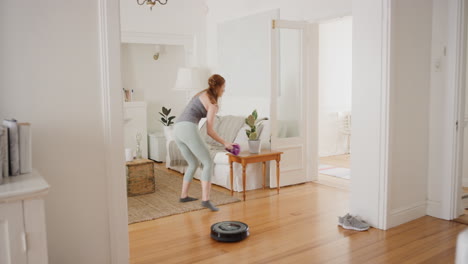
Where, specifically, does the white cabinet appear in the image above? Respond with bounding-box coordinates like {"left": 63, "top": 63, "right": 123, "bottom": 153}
{"left": 0, "top": 171, "right": 49, "bottom": 264}
{"left": 0, "top": 202, "right": 26, "bottom": 264}
{"left": 124, "top": 102, "right": 148, "bottom": 159}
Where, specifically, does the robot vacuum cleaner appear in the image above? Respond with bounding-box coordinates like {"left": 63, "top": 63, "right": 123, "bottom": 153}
{"left": 211, "top": 221, "right": 249, "bottom": 242}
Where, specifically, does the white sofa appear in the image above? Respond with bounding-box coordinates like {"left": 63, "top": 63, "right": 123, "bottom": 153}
{"left": 165, "top": 117, "right": 271, "bottom": 192}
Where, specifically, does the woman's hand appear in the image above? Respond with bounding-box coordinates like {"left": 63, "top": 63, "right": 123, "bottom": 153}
{"left": 224, "top": 142, "right": 234, "bottom": 151}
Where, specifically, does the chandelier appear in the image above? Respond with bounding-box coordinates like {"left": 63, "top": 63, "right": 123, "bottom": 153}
{"left": 136, "top": 0, "right": 168, "bottom": 11}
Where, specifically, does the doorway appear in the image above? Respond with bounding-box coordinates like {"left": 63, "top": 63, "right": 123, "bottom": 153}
{"left": 99, "top": 1, "right": 396, "bottom": 262}
{"left": 316, "top": 16, "right": 353, "bottom": 190}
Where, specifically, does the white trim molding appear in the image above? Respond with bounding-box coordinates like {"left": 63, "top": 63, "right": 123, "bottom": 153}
{"left": 387, "top": 201, "right": 427, "bottom": 229}
{"left": 121, "top": 31, "right": 194, "bottom": 47}
{"left": 350, "top": 0, "right": 391, "bottom": 230}
{"left": 98, "top": 0, "right": 129, "bottom": 263}
{"left": 427, "top": 199, "right": 443, "bottom": 217}
{"left": 448, "top": 0, "right": 467, "bottom": 220}
{"left": 377, "top": 0, "right": 392, "bottom": 230}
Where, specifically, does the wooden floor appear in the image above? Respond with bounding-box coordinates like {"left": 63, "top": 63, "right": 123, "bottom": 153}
{"left": 129, "top": 162, "right": 468, "bottom": 264}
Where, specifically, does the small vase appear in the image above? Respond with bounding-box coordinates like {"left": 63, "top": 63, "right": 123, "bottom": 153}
{"left": 163, "top": 126, "right": 174, "bottom": 141}
{"left": 135, "top": 132, "right": 142, "bottom": 159}
{"left": 248, "top": 140, "right": 261, "bottom": 154}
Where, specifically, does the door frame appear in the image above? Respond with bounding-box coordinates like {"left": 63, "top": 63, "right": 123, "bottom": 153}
{"left": 98, "top": 0, "right": 130, "bottom": 263}
{"left": 100, "top": 2, "right": 396, "bottom": 263}
{"left": 449, "top": 0, "right": 468, "bottom": 219}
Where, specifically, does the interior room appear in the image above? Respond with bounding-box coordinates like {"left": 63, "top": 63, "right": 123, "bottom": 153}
{"left": 2, "top": 0, "right": 468, "bottom": 264}
{"left": 121, "top": 42, "right": 187, "bottom": 161}
{"left": 317, "top": 16, "right": 352, "bottom": 190}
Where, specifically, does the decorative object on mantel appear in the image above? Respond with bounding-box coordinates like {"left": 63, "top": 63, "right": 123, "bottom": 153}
{"left": 123, "top": 88, "right": 133, "bottom": 102}
{"left": 1, "top": 119, "right": 32, "bottom": 184}
{"left": 245, "top": 110, "right": 267, "bottom": 154}
{"left": 3, "top": 119, "right": 19, "bottom": 176}
{"left": 136, "top": 0, "right": 168, "bottom": 11}
{"left": 135, "top": 132, "right": 143, "bottom": 160}
{"left": 125, "top": 148, "right": 133, "bottom": 162}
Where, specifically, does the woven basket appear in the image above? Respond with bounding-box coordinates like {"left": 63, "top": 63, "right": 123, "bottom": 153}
{"left": 126, "top": 159, "right": 155, "bottom": 196}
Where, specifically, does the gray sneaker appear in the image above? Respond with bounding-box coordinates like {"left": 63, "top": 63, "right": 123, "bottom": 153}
{"left": 342, "top": 216, "right": 370, "bottom": 231}
{"left": 338, "top": 213, "right": 352, "bottom": 227}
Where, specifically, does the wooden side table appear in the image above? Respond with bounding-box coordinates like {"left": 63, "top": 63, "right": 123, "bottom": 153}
{"left": 227, "top": 150, "right": 283, "bottom": 201}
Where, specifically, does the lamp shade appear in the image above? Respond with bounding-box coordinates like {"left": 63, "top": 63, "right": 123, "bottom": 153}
{"left": 174, "top": 67, "right": 204, "bottom": 91}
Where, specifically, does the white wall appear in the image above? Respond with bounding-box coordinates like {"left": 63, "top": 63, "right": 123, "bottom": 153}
{"left": 427, "top": 0, "right": 457, "bottom": 219}
{"left": 387, "top": 0, "right": 432, "bottom": 228}
{"left": 205, "top": 0, "right": 352, "bottom": 117}
{"left": 0, "top": 1, "right": 124, "bottom": 263}
{"left": 121, "top": 43, "right": 187, "bottom": 133}
{"left": 216, "top": 10, "right": 277, "bottom": 117}
{"left": 120, "top": 0, "right": 207, "bottom": 66}
{"left": 318, "top": 16, "right": 353, "bottom": 157}
{"left": 350, "top": 0, "right": 390, "bottom": 229}
{"left": 206, "top": 0, "right": 352, "bottom": 69}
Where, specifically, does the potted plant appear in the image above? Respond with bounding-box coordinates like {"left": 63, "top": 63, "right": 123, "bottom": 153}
{"left": 159, "top": 106, "right": 175, "bottom": 140}
{"left": 245, "top": 109, "right": 264, "bottom": 154}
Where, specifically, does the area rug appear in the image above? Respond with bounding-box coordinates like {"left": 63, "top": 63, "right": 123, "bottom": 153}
{"left": 319, "top": 165, "right": 351, "bottom": 179}
{"left": 127, "top": 168, "right": 241, "bottom": 224}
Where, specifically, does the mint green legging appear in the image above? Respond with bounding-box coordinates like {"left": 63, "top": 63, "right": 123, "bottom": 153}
{"left": 173, "top": 121, "right": 214, "bottom": 182}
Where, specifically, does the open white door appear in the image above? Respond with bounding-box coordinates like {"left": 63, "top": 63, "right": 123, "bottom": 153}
{"left": 270, "top": 20, "right": 317, "bottom": 187}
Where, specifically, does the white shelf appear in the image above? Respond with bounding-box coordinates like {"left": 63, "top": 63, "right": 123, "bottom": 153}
{"left": 0, "top": 170, "right": 49, "bottom": 203}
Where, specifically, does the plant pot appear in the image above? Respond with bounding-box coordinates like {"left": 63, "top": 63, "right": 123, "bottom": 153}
{"left": 163, "top": 126, "right": 174, "bottom": 141}
{"left": 248, "top": 140, "right": 261, "bottom": 154}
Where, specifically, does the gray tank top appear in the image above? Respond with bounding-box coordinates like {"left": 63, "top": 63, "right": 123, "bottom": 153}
{"left": 176, "top": 96, "right": 208, "bottom": 124}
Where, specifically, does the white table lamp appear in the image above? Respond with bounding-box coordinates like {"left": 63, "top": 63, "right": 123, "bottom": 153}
{"left": 174, "top": 67, "right": 204, "bottom": 102}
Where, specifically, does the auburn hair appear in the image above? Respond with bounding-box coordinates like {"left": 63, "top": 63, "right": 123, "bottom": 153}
{"left": 194, "top": 74, "right": 225, "bottom": 104}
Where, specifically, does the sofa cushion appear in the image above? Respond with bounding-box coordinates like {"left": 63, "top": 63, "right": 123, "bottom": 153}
{"left": 214, "top": 152, "right": 229, "bottom": 165}
{"left": 200, "top": 115, "right": 245, "bottom": 147}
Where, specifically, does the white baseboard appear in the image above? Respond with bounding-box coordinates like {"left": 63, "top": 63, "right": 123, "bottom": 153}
{"left": 426, "top": 199, "right": 443, "bottom": 219}
{"left": 387, "top": 201, "right": 427, "bottom": 229}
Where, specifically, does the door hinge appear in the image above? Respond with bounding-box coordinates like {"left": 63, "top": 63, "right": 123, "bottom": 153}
{"left": 272, "top": 20, "right": 276, "bottom": 29}
{"left": 456, "top": 121, "right": 459, "bottom": 131}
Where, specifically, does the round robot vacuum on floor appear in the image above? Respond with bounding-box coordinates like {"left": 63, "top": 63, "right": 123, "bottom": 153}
{"left": 211, "top": 221, "right": 249, "bottom": 242}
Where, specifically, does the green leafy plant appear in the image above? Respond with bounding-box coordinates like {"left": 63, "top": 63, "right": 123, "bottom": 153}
{"left": 245, "top": 109, "right": 265, "bottom": 141}
{"left": 159, "top": 106, "right": 175, "bottom": 126}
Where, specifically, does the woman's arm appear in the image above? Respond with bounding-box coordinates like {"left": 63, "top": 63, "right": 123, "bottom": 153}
{"left": 206, "top": 104, "right": 233, "bottom": 150}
